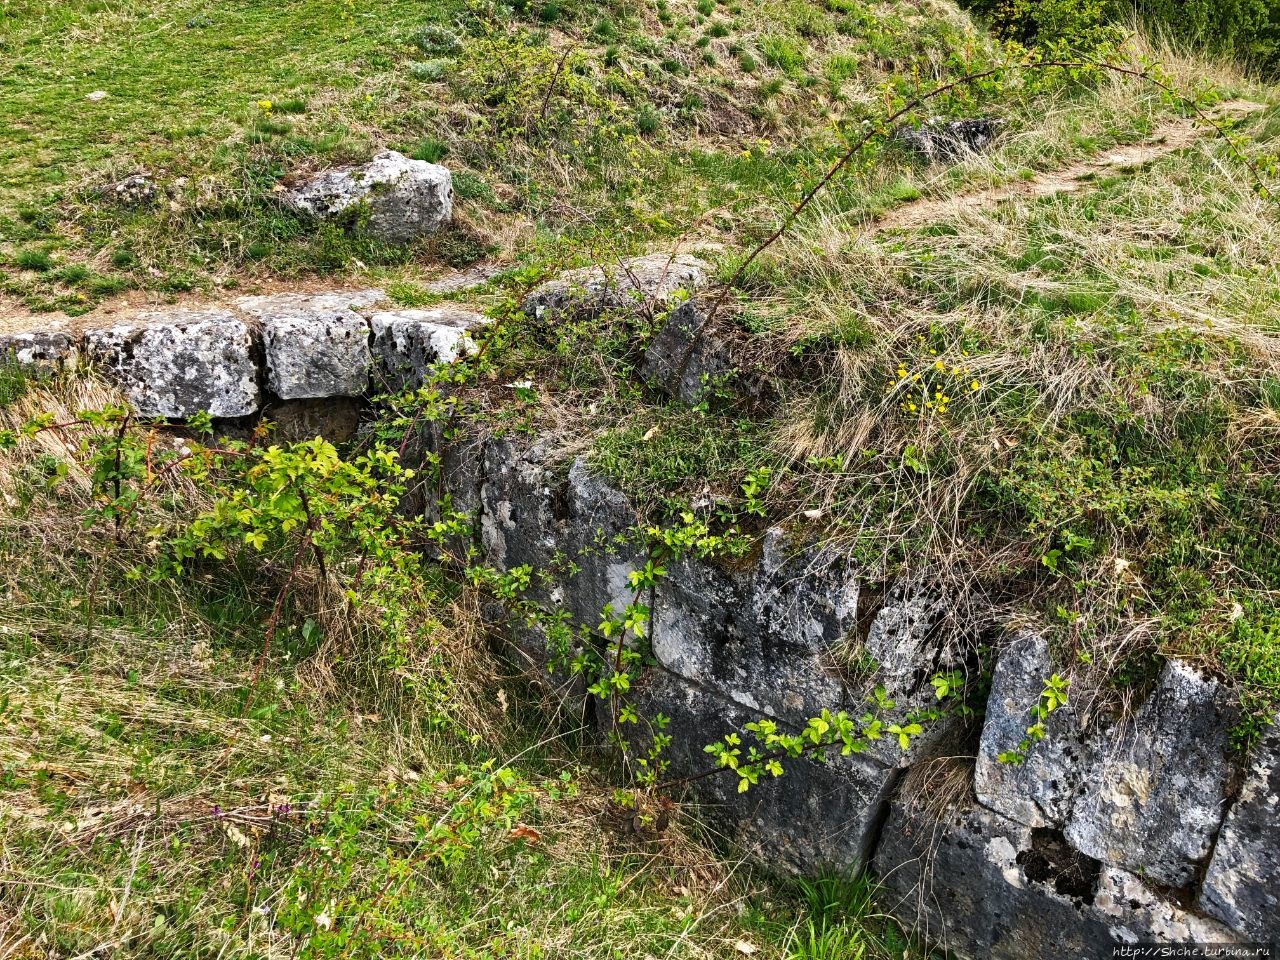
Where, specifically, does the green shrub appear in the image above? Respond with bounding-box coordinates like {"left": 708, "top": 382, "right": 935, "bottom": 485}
{"left": 962, "top": 0, "right": 1122, "bottom": 54}
{"left": 1136, "top": 0, "right": 1280, "bottom": 66}
{"left": 965, "top": 0, "right": 1280, "bottom": 68}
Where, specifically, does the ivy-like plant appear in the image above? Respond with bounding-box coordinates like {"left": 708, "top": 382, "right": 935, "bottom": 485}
{"left": 998, "top": 672, "right": 1070, "bottom": 765}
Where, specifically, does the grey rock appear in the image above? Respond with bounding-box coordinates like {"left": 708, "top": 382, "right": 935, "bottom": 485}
{"left": 876, "top": 798, "right": 1112, "bottom": 960}
{"left": 0, "top": 330, "right": 79, "bottom": 371}
{"left": 479, "top": 438, "right": 563, "bottom": 593}
{"left": 370, "top": 307, "right": 488, "bottom": 391}
{"left": 1064, "top": 660, "right": 1238, "bottom": 888}
{"left": 877, "top": 795, "right": 1239, "bottom": 960}
{"left": 246, "top": 297, "right": 371, "bottom": 400}
{"left": 843, "top": 582, "right": 970, "bottom": 766}
{"left": 1199, "top": 717, "right": 1280, "bottom": 942}
{"left": 896, "top": 118, "right": 1001, "bottom": 163}
{"left": 631, "top": 668, "right": 898, "bottom": 875}
{"left": 282, "top": 150, "right": 453, "bottom": 244}
{"left": 975, "top": 632, "right": 1095, "bottom": 828}
{"left": 640, "top": 299, "right": 732, "bottom": 403}
{"left": 106, "top": 173, "right": 158, "bottom": 208}
{"left": 560, "top": 459, "right": 644, "bottom": 629}
{"left": 650, "top": 534, "right": 850, "bottom": 727}
{"left": 523, "top": 253, "right": 708, "bottom": 321}
{"left": 84, "top": 310, "right": 260, "bottom": 418}
{"left": 861, "top": 581, "right": 952, "bottom": 696}
{"left": 1092, "top": 866, "right": 1240, "bottom": 946}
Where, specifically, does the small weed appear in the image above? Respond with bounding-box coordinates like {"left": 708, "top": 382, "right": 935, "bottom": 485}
{"left": 410, "top": 137, "right": 450, "bottom": 163}
{"left": 760, "top": 35, "right": 804, "bottom": 71}
{"left": 14, "top": 249, "right": 53, "bottom": 271}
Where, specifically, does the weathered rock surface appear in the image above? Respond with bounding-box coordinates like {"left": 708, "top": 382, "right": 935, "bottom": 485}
{"left": 875, "top": 794, "right": 1239, "bottom": 960}
{"left": 559, "top": 459, "right": 643, "bottom": 629}
{"left": 650, "top": 537, "right": 851, "bottom": 726}
{"left": 523, "top": 253, "right": 708, "bottom": 321}
{"left": 640, "top": 299, "right": 732, "bottom": 402}
{"left": 246, "top": 296, "right": 372, "bottom": 400}
{"left": 0, "top": 330, "right": 79, "bottom": 371}
{"left": 1064, "top": 660, "right": 1237, "bottom": 888}
{"left": 370, "top": 307, "right": 487, "bottom": 391}
{"left": 632, "top": 668, "right": 899, "bottom": 875}
{"left": 107, "top": 173, "right": 158, "bottom": 208}
{"left": 1199, "top": 717, "right": 1280, "bottom": 942}
{"left": 84, "top": 310, "right": 260, "bottom": 418}
{"left": 479, "top": 438, "right": 564, "bottom": 598}
{"left": 236, "top": 289, "right": 387, "bottom": 316}
{"left": 282, "top": 150, "right": 453, "bottom": 243}
{"left": 896, "top": 118, "right": 1000, "bottom": 162}
{"left": 975, "top": 632, "right": 1094, "bottom": 828}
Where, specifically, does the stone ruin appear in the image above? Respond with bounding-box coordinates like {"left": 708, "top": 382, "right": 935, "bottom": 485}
{"left": 2, "top": 253, "right": 1275, "bottom": 960}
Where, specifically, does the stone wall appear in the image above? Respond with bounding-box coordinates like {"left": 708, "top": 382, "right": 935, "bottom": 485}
{"left": 1, "top": 290, "right": 487, "bottom": 440}
{"left": 4, "top": 277, "right": 1274, "bottom": 960}
{"left": 417, "top": 426, "right": 1277, "bottom": 958}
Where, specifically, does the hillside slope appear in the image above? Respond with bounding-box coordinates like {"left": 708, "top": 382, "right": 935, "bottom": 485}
{"left": 2, "top": 0, "right": 1280, "bottom": 957}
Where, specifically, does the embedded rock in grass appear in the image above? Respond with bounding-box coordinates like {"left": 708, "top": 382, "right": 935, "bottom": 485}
{"left": 236, "top": 289, "right": 387, "bottom": 316}
{"left": 105, "top": 173, "right": 158, "bottom": 208}
{"left": 479, "top": 438, "right": 564, "bottom": 595}
{"left": 895, "top": 118, "right": 1000, "bottom": 163}
{"left": 237, "top": 294, "right": 373, "bottom": 400}
{"left": 975, "top": 632, "right": 1096, "bottom": 829}
{"left": 282, "top": 150, "right": 453, "bottom": 244}
{"left": 1064, "top": 660, "right": 1238, "bottom": 888}
{"left": 523, "top": 253, "right": 708, "bottom": 321}
{"left": 1199, "top": 717, "right": 1280, "bottom": 943}
{"left": 875, "top": 795, "right": 1241, "bottom": 960}
{"left": 629, "top": 668, "right": 898, "bottom": 875}
{"left": 84, "top": 310, "right": 260, "bottom": 418}
{"left": 640, "top": 299, "right": 732, "bottom": 403}
{"left": 370, "top": 307, "right": 487, "bottom": 391}
{"left": 0, "top": 330, "right": 79, "bottom": 371}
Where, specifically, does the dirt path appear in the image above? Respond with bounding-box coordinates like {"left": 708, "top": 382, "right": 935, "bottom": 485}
{"left": 870, "top": 100, "right": 1267, "bottom": 235}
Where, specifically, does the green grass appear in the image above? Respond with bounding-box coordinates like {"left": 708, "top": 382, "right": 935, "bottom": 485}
{"left": 0, "top": 378, "right": 927, "bottom": 958}
{"left": 3, "top": 0, "right": 1280, "bottom": 952}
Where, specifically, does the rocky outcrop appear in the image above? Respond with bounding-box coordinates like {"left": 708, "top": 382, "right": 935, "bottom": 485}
{"left": 974, "top": 632, "right": 1095, "bottom": 828}
{"left": 523, "top": 253, "right": 708, "bottom": 321}
{"left": 876, "top": 794, "right": 1240, "bottom": 960}
{"left": 5, "top": 290, "right": 490, "bottom": 423}
{"left": 1199, "top": 717, "right": 1279, "bottom": 943}
{"left": 5, "top": 259, "right": 1272, "bottom": 959}
{"left": 282, "top": 150, "right": 453, "bottom": 243}
{"left": 895, "top": 118, "right": 1001, "bottom": 162}
{"left": 404, "top": 432, "right": 1270, "bottom": 960}
{"left": 0, "top": 329, "right": 79, "bottom": 372}
{"left": 371, "top": 307, "right": 487, "bottom": 391}
{"left": 639, "top": 299, "right": 732, "bottom": 402}
{"left": 1063, "top": 661, "right": 1237, "bottom": 888}
{"left": 241, "top": 294, "right": 373, "bottom": 400}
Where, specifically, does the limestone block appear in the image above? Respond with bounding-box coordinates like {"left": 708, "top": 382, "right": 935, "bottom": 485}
{"left": 84, "top": 310, "right": 260, "bottom": 418}
{"left": 282, "top": 151, "right": 452, "bottom": 243}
